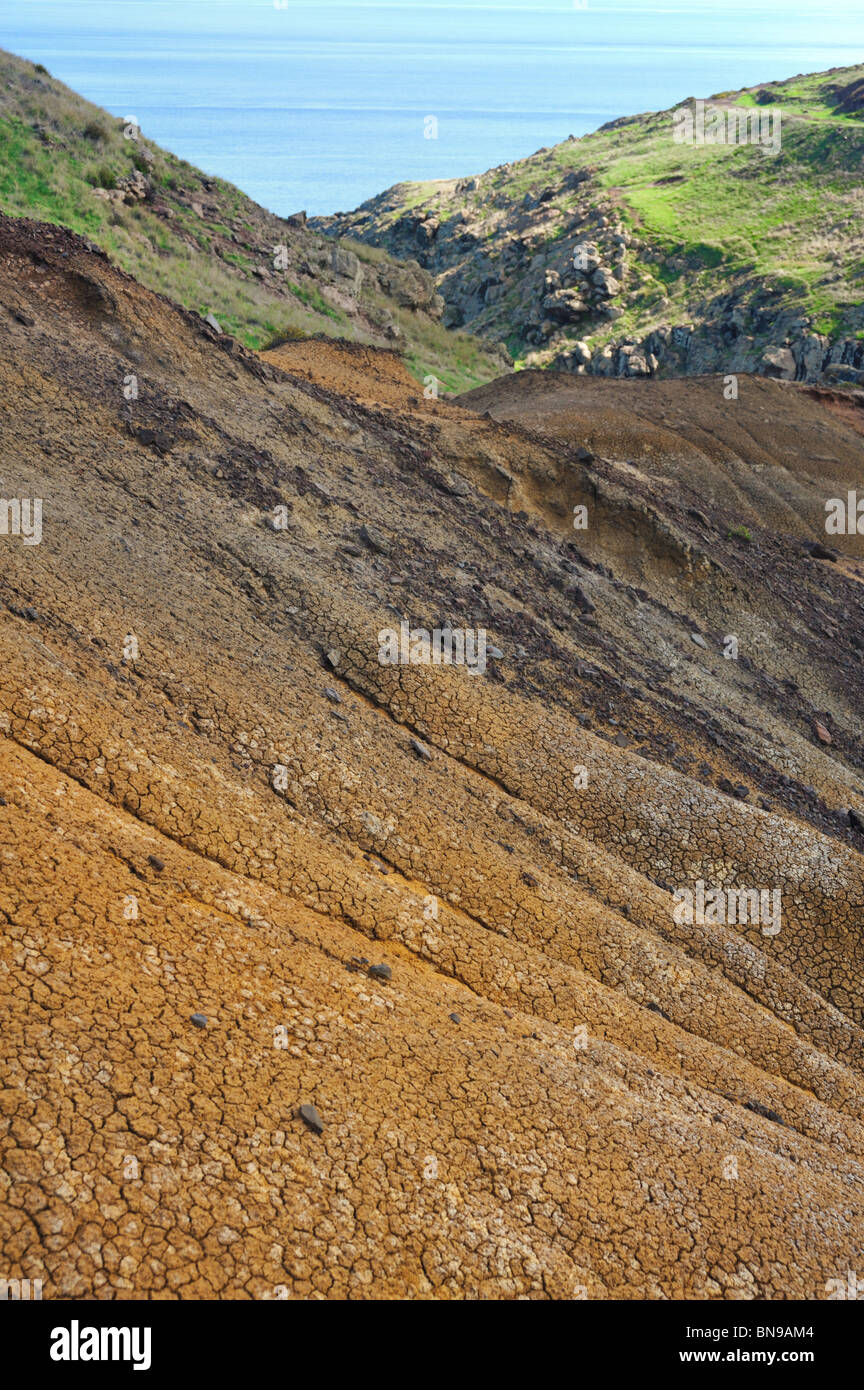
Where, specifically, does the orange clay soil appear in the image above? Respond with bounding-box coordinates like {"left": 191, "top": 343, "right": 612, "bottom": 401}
{"left": 1, "top": 213, "right": 863, "bottom": 1299}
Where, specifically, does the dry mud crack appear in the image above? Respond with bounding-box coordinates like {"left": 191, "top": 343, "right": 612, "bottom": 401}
{"left": 1, "top": 214, "right": 864, "bottom": 1299}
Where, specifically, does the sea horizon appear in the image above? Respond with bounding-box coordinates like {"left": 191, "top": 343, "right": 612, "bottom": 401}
{"left": 5, "top": 0, "right": 864, "bottom": 217}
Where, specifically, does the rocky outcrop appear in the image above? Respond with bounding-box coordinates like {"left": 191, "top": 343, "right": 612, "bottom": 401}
{"left": 313, "top": 64, "right": 864, "bottom": 388}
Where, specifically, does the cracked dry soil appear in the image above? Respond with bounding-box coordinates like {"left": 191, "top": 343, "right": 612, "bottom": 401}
{"left": 1, "top": 213, "right": 864, "bottom": 1299}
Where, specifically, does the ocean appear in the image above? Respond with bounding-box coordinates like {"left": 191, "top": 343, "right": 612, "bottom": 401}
{"left": 5, "top": 0, "right": 864, "bottom": 217}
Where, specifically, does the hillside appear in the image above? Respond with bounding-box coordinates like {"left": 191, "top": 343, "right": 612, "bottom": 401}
{"left": 0, "top": 48, "right": 507, "bottom": 393}
{"left": 314, "top": 64, "right": 864, "bottom": 384}
{"left": 2, "top": 211, "right": 864, "bottom": 1298}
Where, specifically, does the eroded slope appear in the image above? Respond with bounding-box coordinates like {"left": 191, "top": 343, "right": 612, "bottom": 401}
{"left": 1, "top": 214, "right": 864, "bottom": 1299}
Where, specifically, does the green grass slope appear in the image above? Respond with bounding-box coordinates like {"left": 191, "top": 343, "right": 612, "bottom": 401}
{"left": 0, "top": 49, "right": 506, "bottom": 392}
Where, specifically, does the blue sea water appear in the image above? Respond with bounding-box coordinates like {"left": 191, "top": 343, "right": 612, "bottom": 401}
{"left": 5, "top": 0, "right": 864, "bottom": 216}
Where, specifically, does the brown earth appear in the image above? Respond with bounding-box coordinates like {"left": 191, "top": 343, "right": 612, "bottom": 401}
{"left": 2, "top": 212, "right": 864, "bottom": 1301}
{"left": 262, "top": 337, "right": 422, "bottom": 408}
{"left": 461, "top": 369, "right": 864, "bottom": 557}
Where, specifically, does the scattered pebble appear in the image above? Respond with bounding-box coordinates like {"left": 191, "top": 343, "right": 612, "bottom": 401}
{"left": 806, "top": 542, "right": 838, "bottom": 562}
{"left": 449, "top": 1013, "right": 461, "bottom": 1024}
{"left": 298, "top": 1103, "right": 324, "bottom": 1135}
{"left": 359, "top": 523, "right": 391, "bottom": 555}
{"left": 744, "top": 1099, "right": 784, "bottom": 1126}
{"left": 369, "top": 963, "right": 392, "bottom": 982}
{"left": 325, "top": 649, "right": 341, "bottom": 669}
{"left": 690, "top": 633, "right": 708, "bottom": 649}
{"left": 323, "top": 687, "right": 342, "bottom": 704}
{"left": 410, "top": 737, "right": 433, "bottom": 761}
{"left": 148, "top": 855, "right": 165, "bottom": 872}
{"left": 814, "top": 721, "right": 832, "bottom": 745}
{"left": 190, "top": 1013, "right": 208, "bottom": 1029}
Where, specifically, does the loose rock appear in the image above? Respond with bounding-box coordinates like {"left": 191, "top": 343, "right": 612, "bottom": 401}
{"left": 298, "top": 1103, "right": 324, "bottom": 1135}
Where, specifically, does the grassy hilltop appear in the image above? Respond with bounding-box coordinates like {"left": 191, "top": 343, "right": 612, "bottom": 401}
{"left": 314, "top": 65, "right": 864, "bottom": 380}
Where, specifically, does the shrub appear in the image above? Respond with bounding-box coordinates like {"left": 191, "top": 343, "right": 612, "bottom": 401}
{"left": 87, "top": 164, "right": 117, "bottom": 190}
{"left": 260, "top": 327, "right": 308, "bottom": 349}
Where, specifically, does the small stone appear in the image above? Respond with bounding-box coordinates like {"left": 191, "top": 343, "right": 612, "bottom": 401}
{"left": 806, "top": 542, "right": 837, "bottom": 562}
{"left": 732, "top": 785, "right": 749, "bottom": 800}
{"left": 368, "top": 963, "right": 392, "bottom": 982}
{"left": 645, "top": 1001, "right": 671, "bottom": 1021}
{"left": 204, "top": 312, "right": 222, "bottom": 333}
{"left": 690, "top": 633, "right": 708, "bottom": 649}
{"left": 744, "top": 1099, "right": 784, "bottom": 1126}
{"left": 24, "top": 607, "right": 39, "bottom": 622}
{"left": 325, "top": 649, "right": 341, "bottom": 669}
{"left": 449, "top": 1013, "right": 461, "bottom": 1024}
{"left": 148, "top": 855, "right": 165, "bottom": 871}
{"left": 814, "top": 721, "right": 832, "bottom": 745}
{"left": 298, "top": 1104, "right": 324, "bottom": 1135}
{"left": 410, "top": 737, "right": 433, "bottom": 761}
{"left": 190, "top": 1013, "right": 208, "bottom": 1028}
{"left": 323, "top": 687, "right": 342, "bottom": 704}
{"left": 487, "top": 645, "right": 504, "bottom": 660}
{"left": 569, "top": 584, "right": 595, "bottom": 614}
{"left": 359, "top": 523, "right": 390, "bottom": 555}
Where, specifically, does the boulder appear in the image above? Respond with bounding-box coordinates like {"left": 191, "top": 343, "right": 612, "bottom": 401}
{"left": 542, "top": 288, "right": 589, "bottom": 323}
{"left": 760, "top": 345, "right": 796, "bottom": 380}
